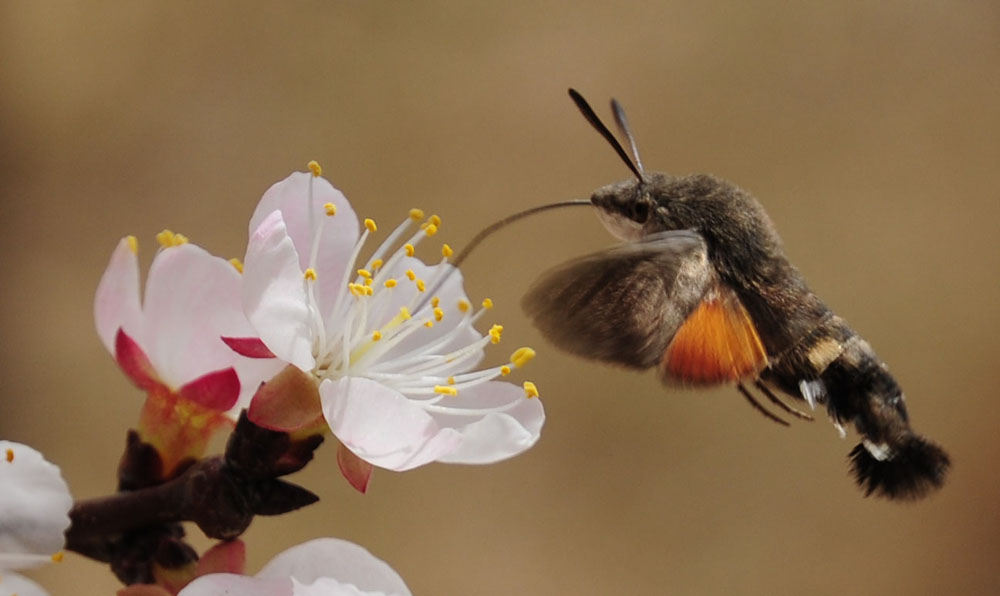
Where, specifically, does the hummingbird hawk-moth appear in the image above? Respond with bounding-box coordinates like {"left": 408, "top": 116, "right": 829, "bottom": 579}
{"left": 508, "top": 89, "right": 949, "bottom": 500}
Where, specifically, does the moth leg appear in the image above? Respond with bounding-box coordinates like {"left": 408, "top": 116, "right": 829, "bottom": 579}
{"left": 755, "top": 380, "right": 813, "bottom": 421}
{"left": 736, "top": 382, "right": 789, "bottom": 426}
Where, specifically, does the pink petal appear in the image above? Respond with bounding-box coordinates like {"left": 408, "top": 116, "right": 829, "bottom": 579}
{"left": 222, "top": 337, "right": 276, "bottom": 358}
{"left": 95, "top": 236, "right": 142, "bottom": 355}
{"left": 195, "top": 540, "right": 246, "bottom": 577}
{"left": 178, "top": 368, "right": 240, "bottom": 411}
{"left": 249, "top": 172, "right": 359, "bottom": 315}
{"left": 433, "top": 382, "right": 545, "bottom": 464}
{"left": 320, "top": 377, "right": 462, "bottom": 471}
{"left": 0, "top": 571, "right": 49, "bottom": 596}
{"left": 257, "top": 538, "right": 411, "bottom": 596}
{"left": 141, "top": 244, "right": 257, "bottom": 389}
{"left": 243, "top": 211, "right": 316, "bottom": 372}
{"left": 115, "top": 329, "right": 164, "bottom": 391}
{"left": 336, "top": 443, "right": 373, "bottom": 494}
{"left": 0, "top": 441, "right": 73, "bottom": 568}
{"left": 179, "top": 574, "right": 292, "bottom": 596}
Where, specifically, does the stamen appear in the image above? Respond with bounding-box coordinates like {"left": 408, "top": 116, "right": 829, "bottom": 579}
{"left": 324, "top": 202, "right": 337, "bottom": 216}
{"left": 308, "top": 160, "right": 322, "bottom": 177}
{"left": 433, "top": 307, "right": 444, "bottom": 322}
{"left": 304, "top": 268, "right": 317, "bottom": 281}
{"left": 482, "top": 298, "right": 494, "bottom": 309}
{"left": 126, "top": 235, "right": 138, "bottom": 254}
{"left": 409, "top": 208, "right": 425, "bottom": 221}
{"left": 229, "top": 258, "right": 244, "bottom": 273}
{"left": 364, "top": 218, "right": 377, "bottom": 232}
{"left": 405, "top": 244, "right": 415, "bottom": 257}
{"left": 424, "top": 321, "right": 434, "bottom": 328}
{"left": 511, "top": 347, "right": 536, "bottom": 368}
{"left": 371, "top": 259, "right": 383, "bottom": 271}
{"left": 399, "top": 307, "right": 411, "bottom": 320}
{"left": 431, "top": 297, "right": 440, "bottom": 308}
{"left": 442, "top": 243, "right": 453, "bottom": 258}
{"left": 385, "top": 279, "right": 398, "bottom": 288}
{"left": 416, "top": 279, "right": 426, "bottom": 292}
{"left": 51, "top": 551, "right": 65, "bottom": 563}
{"left": 489, "top": 324, "right": 503, "bottom": 344}
{"left": 458, "top": 299, "right": 471, "bottom": 313}
{"left": 434, "top": 385, "right": 458, "bottom": 396}
{"left": 357, "top": 269, "right": 372, "bottom": 279}
{"left": 447, "top": 376, "right": 456, "bottom": 385}
{"left": 500, "top": 365, "right": 512, "bottom": 376}
{"left": 523, "top": 381, "right": 539, "bottom": 398}
{"left": 423, "top": 223, "right": 438, "bottom": 236}
{"left": 372, "top": 331, "right": 382, "bottom": 341}
{"left": 5, "top": 448, "right": 13, "bottom": 462}
{"left": 406, "top": 270, "right": 416, "bottom": 281}
{"left": 429, "top": 214, "right": 442, "bottom": 227}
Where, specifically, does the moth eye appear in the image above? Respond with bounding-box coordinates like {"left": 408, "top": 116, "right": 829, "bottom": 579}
{"left": 631, "top": 201, "right": 650, "bottom": 223}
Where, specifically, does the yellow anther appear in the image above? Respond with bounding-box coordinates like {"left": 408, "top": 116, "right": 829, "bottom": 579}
{"left": 126, "top": 235, "right": 138, "bottom": 254}
{"left": 482, "top": 298, "right": 494, "bottom": 310}
{"left": 457, "top": 299, "right": 471, "bottom": 313}
{"left": 357, "top": 269, "right": 372, "bottom": 279}
{"left": 423, "top": 223, "right": 438, "bottom": 237}
{"left": 431, "top": 296, "right": 440, "bottom": 308}
{"left": 442, "top": 243, "right": 453, "bottom": 258}
{"left": 424, "top": 320, "right": 434, "bottom": 328}
{"left": 404, "top": 244, "right": 415, "bottom": 257}
{"left": 304, "top": 268, "right": 317, "bottom": 281}
{"left": 156, "top": 229, "right": 175, "bottom": 248}
{"left": 434, "top": 307, "right": 444, "bottom": 322}
{"left": 51, "top": 551, "right": 65, "bottom": 563}
{"left": 489, "top": 324, "right": 503, "bottom": 344}
{"left": 385, "top": 279, "right": 398, "bottom": 288}
{"left": 409, "top": 208, "right": 425, "bottom": 221}
{"left": 364, "top": 218, "right": 377, "bottom": 232}
{"left": 399, "top": 306, "right": 411, "bottom": 320}
{"left": 348, "top": 283, "right": 364, "bottom": 296}
{"left": 447, "top": 376, "right": 456, "bottom": 385}
{"left": 324, "top": 202, "right": 337, "bottom": 216}
{"left": 429, "top": 214, "right": 442, "bottom": 227}
{"left": 307, "top": 160, "right": 322, "bottom": 177}
{"left": 372, "top": 330, "right": 382, "bottom": 341}
{"left": 5, "top": 448, "right": 13, "bottom": 463}
{"left": 173, "top": 233, "right": 189, "bottom": 245}
{"left": 371, "top": 259, "right": 383, "bottom": 271}
{"left": 229, "top": 258, "right": 244, "bottom": 273}
{"left": 434, "top": 385, "right": 458, "bottom": 396}
{"left": 500, "top": 365, "right": 512, "bottom": 376}
{"left": 523, "top": 381, "right": 539, "bottom": 399}
{"left": 416, "top": 279, "right": 426, "bottom": 292}
{"left": 406, "top": 269, "right": 416, "bottom": 281}
{"left": 511, "top": 347, "right": 536, "bottom": 368}
{"left": 364, "top": 285, "right": 374, "bottom": 296}
{"left": 364, "top": 277, "right": 373, "bottom": 286}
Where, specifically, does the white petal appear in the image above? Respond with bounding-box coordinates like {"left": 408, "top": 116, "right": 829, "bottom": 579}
{"left": 141, "top": 243, "right": 259, "bottom": 389}
{"left": 320, "top": 378, "right": 462, "bottom": 471}
{"left": 250, "top": 172, "right": 359, "bottom": 314}
{"left": 243, "top": 211, "right": 316, "bottom": 372}
{"left": 94, "top": 237, "right": 142, "bottom": 355}
{"left": 259, "top": 538, "right": 411, "bottom": 596}
{"left": 432, "top": 382, "right": 545, "bottom": 464}
{"left": 0, "top": 442, "right": 72, "bottom": 568}
{"left": 0, "top": 570, "right": 49, "bottom": 596}
{"left": 179, "top": 574, "right": 293, "bottom": 596}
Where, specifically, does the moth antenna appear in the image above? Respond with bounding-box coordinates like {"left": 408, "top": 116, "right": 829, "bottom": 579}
{"left": 568, "top": 88, "right": 643, "bottom": 182}
{"left": 610, "top": 98, "right": 644, "bottom": 176}
{"left": 452, "top": 200, "right": 592, "bottom": 269}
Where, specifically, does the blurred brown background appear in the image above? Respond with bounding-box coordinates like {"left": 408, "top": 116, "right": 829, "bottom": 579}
{"left": 3, "top": 2, "right": 998, "bottom": 595}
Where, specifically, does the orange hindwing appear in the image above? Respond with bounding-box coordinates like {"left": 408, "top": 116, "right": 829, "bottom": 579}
{"left": 662, "top": 288, "right": 768, "bottom": 384}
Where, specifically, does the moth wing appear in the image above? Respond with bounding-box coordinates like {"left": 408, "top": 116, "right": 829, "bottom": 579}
{"left": 660, "top": 284, "right": 769, "bottom": 385}
{"left": 523, "top": 230, "right": 713, "bottom": 369}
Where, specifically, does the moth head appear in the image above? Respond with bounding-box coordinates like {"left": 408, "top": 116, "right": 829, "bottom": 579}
{"left": 590, "top": 177, "right": 657, "bottom": 241}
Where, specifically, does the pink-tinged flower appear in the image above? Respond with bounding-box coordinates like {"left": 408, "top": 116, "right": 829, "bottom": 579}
{"left": 0, "top": 441, "right": 73, "bottom": 596}
{"left": 177, "top": 538, "right": 411, "bottom": 596}
{"left": 95, "top": 234, "right": 281, "bottom": 476}
{"left": 236, "top": 164, "right": 544, "bottom": 486}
